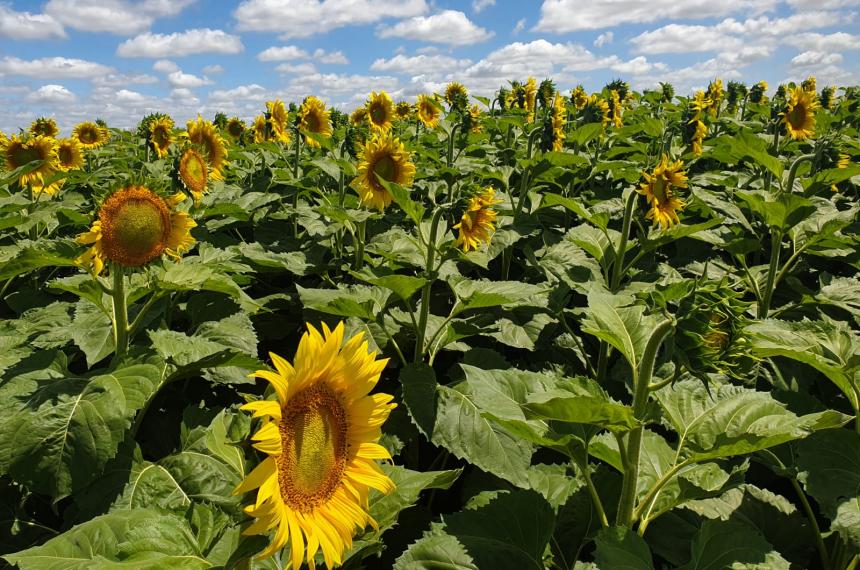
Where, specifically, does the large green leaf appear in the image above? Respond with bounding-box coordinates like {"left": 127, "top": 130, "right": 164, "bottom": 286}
{"left": 0, "top": 364, "right": 162, "bottom": 500}
{"left": 523, "top": 381, "right": 637, "bottom": 432}
{"left": 581, "top": 290, "right": 661, "bottom": 372}
{"left": 0, "top": 239, "right": 80, "bottom": 281}
{"left": 368, "top": 465, "right": 461, "bottom": 534}
{"left": 394, "top": 530, "right": 477, "bottom": 569}
{"left": 2, "top": 509, "right": 210, "bottom": 569}
{"left": 594, "top": 526, "right": 654, "bottom": 570}
{"left": 678, "top": 519, "right": 790, "bottom": 570}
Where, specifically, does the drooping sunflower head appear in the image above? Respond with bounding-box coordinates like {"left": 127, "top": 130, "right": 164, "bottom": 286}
{"left": 496, "top": 86, "right": 510, "bottom": 111}
{"left": 299, "top": 95, "right": 332, "bottom": 148}
{"left": 637, "top": 154, "right": 688, "bottom": 230}
{"left": 266, "top": 99, "right": 292, "bottom": 144}
{"left": 73, "top": 121, "right": 110, "bottom": 149}
{"left": 416, "top": 94, "right": 440, "bottom": 128}
{"left": 706, "top": 78, "right": 724, "bottom": 115}
{"left": 820, "top": 86, "right": 836, "bottom": 110}
{"left": 226, "top": 117, "right": 246, "bottom": 142}
{"left": 395, "top": 101, "right": 412, "bottom": 120}
{"left": 749, "top": 81, "right": 768, "bottom": 104}
{"left": 366, "top": 91, "right": 394, "bottom": 133}
{"left": 686, "top": 119, "right": 707, "bottom": 157}
{"left": 605, "top": 79, "right": 631, "bottom": 103}
{"left": 538, "top": 78, "right": 556, "bottom": 110}
{"left": 178, "top": 148, "right": 209, "bottom": 202}
{"left": 524, "top": 77, "right": 538, "bottom": 123}
{"left": 56, "top": 137, "right": 84, "bottom": 172}
{"left": 454, "top": 187, "right": 503, "bottom": 252}
{"left": 252, "top": 115, "right": 268, "bottom": 143}
{"left": 660, "top": 82, "right": 675, "bottom": 103}
{"left": 235, "top": 321, "right": 396, "bottom": 567}
{"left": 354, "top": 132, "right": 416, "bottom": 211}
{"left": 1, "top": 134, "right": 61, "bottom": 195}
{"left": 582, "top": 95, "right": 610, "bottom": 127}
{"left": 149, "top": 116, "right": 175, "bottom": 159}
{"left": 444, "top": 82, "right": 469, "bottom": 109}
{"left": 571, "top": 85, "right": 588, "bottom": 110}
{"left": 782, "top": 86, "right": 820, "bottom": 140}
{"left": 690, "top": 91, "right": 711, "bottom": 118}
{"left": 30, "top": 117, "right": 59, "bottom": 138}
{"left": 467, "top": 104, "right": 483, "bottom": 134}
{"left": 802, "top": 75, "right": 817, "bottom": 93}
{"left": 543, "top": 93, "right": 566, "bottom": 152}
{"left": 184, "top": 115, "right": 228, "bottom": 180}
{"left": 75, "top": 186, "right": 196, "bottom": 276}
{"left": 608, "top": 90, "right": 623, "bottom": 128}
{"left": 349, "top": 106, "right": 368, "bottom": 126}
{"left": 725, "top": 81, "right": 747, "bottom": 113}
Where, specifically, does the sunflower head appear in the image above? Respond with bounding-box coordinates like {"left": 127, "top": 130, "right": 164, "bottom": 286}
{"left": 266, "top": 100, "right": 292, "bottom": 144}
{"left": 149, "top": 116, "right": 175, "bottom": 159}
{"left": 749, "top": 81, "right": 768, "bottom": 104}
{"left": 675, "top": 280, "right": 754, "bottom": 381}
{"left": 75, "top": 186, "right": 196, "bottom": 275}
{"left": 782, "top": 86, "right": 820, "bottom": 140}
{"left": 660, "top": 82, "right": 675, "bottom": 103}
{"left": 496, "top": 87, "right": 510, "bottom": 111}
{"left": 444, "top": 82, "right": 469, "bottom": 110}
{"left": 524, "top": 77, "right": 538, "bottom": 123}
{"left": 802, "top": 75, "right": 817, "bottom": 93}
{"left": 73, "top": 121, "right": 110, "bottom": 149}
{"left": 605, "top": 79, "right": 631, "bottom": 103}
{"left": 467, "top": 104, "right": 483, "bottom": 134}
{"left": 366, "top": 91, "right": 394, "bottom": 133}
{"left": 252, "top": 115, "right": 268, "bottom": 143}
{"left": 726, "top": 81, "right": 747, "bottom": 113}
{"left": 299, "top": 96, "right": 333, "bottom": 148}
{"left": 690, "top": 91, "right": 711, "bottom": 117}
{"left": 454, "top": 187, "right": 502, "bottom": 252}
{"left": 234, "top": 322, "right": 396, "bottom": 567}
{"left": 582, "top": 95, "right": 610, "bottom": 127}
{"left": 30, "top": 117, "right": 59, "bottom": 138}
{"left": 571, "top": 85, "right": 589, "bottom": 109}
{"left": 706, "top": 78, "right": 724, "bottom": 115}
{"left": 226, "top": 117, "right": 246, "bottom": 142}
{"left": 2, "top": 134, "right": 61, "bottom": 195}
{"left": 637, "top": 154, "right": 688, "bottom": 230}
{"left": 820, "top": 86, "right": 836, "bottom": 110}
{"left": 608, "top": 90, "right": 623, "bottom": 128}
{"left": 353, "top": 132, "right": 416, "bottom": 211}
{"left": 349, "top": 106, "right": 368, "bottom": 126}
{"left": 394, "top": 101, "right": 412, "bottom": 120}
{"left": 178, "top": 148, "right": 209, "bottom": 201}
{"left": 184, "top": 115, "right": 228, "bottom": 179}
{"left": 538, "top": 78, "right": 556, "bottom": 110}
{"left": 416, "top": 94, "right": 440, "bottom": 129}
{"left": 56, "top": 137, "right": 84, "bottom": 172}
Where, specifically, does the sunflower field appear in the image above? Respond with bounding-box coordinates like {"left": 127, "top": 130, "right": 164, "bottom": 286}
{"left": 0, "top": 77, "right": 859, "bottom": 570}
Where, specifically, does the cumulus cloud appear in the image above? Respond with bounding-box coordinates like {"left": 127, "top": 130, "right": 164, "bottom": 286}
{"left": 472, "top": 0, "right": 495, "bottom": 12}
{"left": 45, "top": 0, "right": 196, "bottom": 35}
{"left": 117, "top": 28, "right": 244, "bottom": 58}
{"left": 258, "top": 45, "right": 309, "bottom": 61}
{"left": 594, "top": 31, "right": 613, "bottom": 47}
{"left": 167, "top": 70, "right": 214, "bottom": 88}
{"left": 789, "top": 31, "right": 860, "bottom": 51}
{"left": 314, "top": 49, "right": 349, "bottom": 65}
{"left": 0, "top": 56, "right": 112, "bottom": 78}
{"left": 610, "top": 56, "right": 666, "bottom": 75}
{"left": 275, "top": 63, "right": 318, "bottom": 75}
{"left": 371, "top": 53, "right": 473, "bottom": 75}
{"left": 791, "top": 50, "right": 844, "bottom": 67}
{"left": 27, "top": 84, "right": 76, "bottom": 104}
{"left": 153, "top": 59, "right": 180, "bottom": 73}
{"left": 513, "top": 18, "right": 526, "bottom": 34}
{"left": 234, "top": 0, "right": 428, "bottom": 38}
{"left": 209, "top": 83, "right": 269, "bottom": 103}
{"left": 0, "top": 4, "right": 66, "bottom": 39}
{"left": 534, "top": 0, "right": 778, "bottom": 33}
{"left": 377, "top": 10, "right": 493, "bottom": 45}
{"left": 202, "top": 64, "right": 225, "bottom": 74}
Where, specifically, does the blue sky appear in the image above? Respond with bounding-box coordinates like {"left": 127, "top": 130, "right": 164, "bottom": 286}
{"left": 1, "top": 0, "right": 858, "bottom": 133}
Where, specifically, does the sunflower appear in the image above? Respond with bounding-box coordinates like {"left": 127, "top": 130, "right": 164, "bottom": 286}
{"left": 299, "top": 96, "right": 333, "bottom": 148}
{"left": 252, "top": 115, "right": 268, "bottom": 143}
{"left": 706, "top": 78, "right": 724, "bottom": 116}
{"left": 609, "top": 90, "right": 623, "bottom": 128}
{"left": 56, "top": 137, "right": 84, "bottom": 171}
{"left": 1, "top": 134, "right": 60, "bottom": 195}
{"left": 571, "top": 85, "right": 588, "bottom": 110}
{"left": 802, "top": 75, "right": 817, "bottom": 93}
{"left": 820, "top": 86, "right": 836, "bottom": 110}
{"left": 234, "top": 322, "right": 396, "bottom": 567}
{"left": 178, "top": 148, "right": 209, "bottom": 202}
{"left": 184, "top": 115, "right": 228, "bottom": 180}
{"left": 416, "top": 94, "right": 440, "bottom": 129}
{"left": 75, "top": 186, "right": 196, "bottom": 276}
{"left": 395, "top": 101, "right": 412, "bottom": 120}
{"left": 353, "top": 132, "right": 416, "bottom": 211}
{"left": 349, "top": 107, "right": 368, "bottom": 126}
{"left": 30, "top": 117, "right": 59, "bottom": 138}
{"left": 582, "top": 95, "right": 610, "bottom": 127}
{"left": 454, "top": 188, "right": 503, "bottom": 252}
{"left": 366, "top": 91, "right": 394, "bottom": 133}
{"left": 637, "top": 154, "right": 688, "bottom": 230}
{"left": 468, "top": 104, "right": 483, "bottom": 134}
{"left": 149, "top": 116, "right": 174, "bottom": 159}
{"left": 227, "top": 117, "right": 246, "bottom": 142}
{"left": 782, "top": 86, "right": 820, "bottom": 140}
{"left": 831, "top": 153, "right": 851, "bottom": 192}
{"left": 267, "top": 99, "right": 292, "bottom": 144}
{"left": 690, "top": 119, "right": 707, "bottom": 156}
{"left": 749, "top": 81, "right": 768, "bottom": 104}
{"left": 73, "top": 121, "right": 109, "bottom": 149}
{"left": 444, "top": 82, "right": 469, "bottom": 108}
{"left": 524, "top": 77, "right": 537, "bottom": 123}
{"left": 550, "top": 94, "right": 566, "bottom": 151}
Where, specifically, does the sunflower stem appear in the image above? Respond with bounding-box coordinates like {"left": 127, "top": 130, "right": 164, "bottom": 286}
{"left": 782, "top": 153, "right": 815, "bottom": 195}
{"left": 446, "top": 123, "right": 460, "bottom": 167}
{"left": 574, "top": 456, "right": 609, "bottom": 528}
{"left": 111, "top": 266, "right": 129, "bottom": 360}
{"left": 765, "top": 120, "right": 781, "bottom": 193}
{"left": 414, "top": 208, "right": 444, "bottom": 363}
{"left": 758, "top": 230, "right": 782, "bottom": 319}
{"left": 616, "top": 318, "right": 674, "bottom": 528}
{"left": 611, "top": 189, "right": 637, "bottom": 292}
{"left": 353, "top": 219, "right": 366, "bottom": 270}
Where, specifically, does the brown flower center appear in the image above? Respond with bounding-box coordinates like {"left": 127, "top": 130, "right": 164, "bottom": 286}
{"left": 99, "top": 187, "right": 171, "bottom": 267}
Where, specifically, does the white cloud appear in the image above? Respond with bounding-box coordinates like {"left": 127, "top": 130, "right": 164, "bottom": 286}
{"left": 594, "top": 31, "right": 613, "bottom": 47}
{"left": 275, "top": 63, "right": 318, "bottom": 75}
{"left": 114, "top": 89, "right": 148, "bottom": 103}
{"left": 377, "top": 10, "right": 493, "bottom": 45}
{"left": 167, "top": 70, "right": 214, "bottom": 88}
{"left": 117, "top": 28, "right": 244, "bottom": 58}
{"left": 0, "top": 4, "right": 66, "bottom": 39}
{"left": 209, "top": 83, "right": 269, "bottom": 103}
{"left": 610, "top": 56, "right": 666, "bottom": 75}
{"left": 45, "top": 0, "right": 196, "bottom": 35}
{"left": 313, "top": 49, "right": 349, "bottom": 65}
{"left": 513, "top": 18, "right": 526, "bottom": 34}
{"left": 153, "top": 59, "right": 180, "bottom": 73}
{"left": 0, "top": 56, "right": 112, "bottom": 78}
{"left": 202, "top": 64, "right": 225, "bottom": 74}
{"left": 787, "top": 0, "right": 860, "bottom": 8}
{"left": 93, "top": 72, "right": 158, "bottom": 87}
{"left": 27, "top": 84, "right": 75, "bottom": 104}
{"left": 170, "top": 88, "right": 199, "bottom": 104}
{"left": 791, "top": 50, "right": 844, "bottom": 66}
{"left": 534, "top": 0, "right": 777, "bottom": 33}
{"left": 789, "top": 32, "right": 860, "bottom": 51}
{"left": 472, "top": 0, "right": 495, "bottom": 13}
{"left": 371, "top": 53, "right": 472, "bottom": 75}
{"left": 234, "top": 0, "right": 428, "bottom": 38}
{"left": 258, "top": 45, "right": 309, "bottom": 61}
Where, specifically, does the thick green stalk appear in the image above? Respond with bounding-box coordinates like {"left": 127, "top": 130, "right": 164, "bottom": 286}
{"left": 611, "top": 189, "right": 637, "bottom": 292}
{"left": 353, "top": 220, "right": 366, "bottom": 270}
{"left": 446, "top": 123, "right": 460, "bottom": 167}
{"left": 764, "top": 120, "right": 780, "bottom": 193}
{"left": 616, "top": 318, "right": 674, "bottom": 527}
{"left": 790, "top": 478, "right": 831, "bottom": 570}
{"left": 575, "top": 457, "right": 609, "bottom": 528}
{"left": 111, "top": 267, "right": 129, "bottom": 359}
{"left": 414, "top": 208, "right": 445, "bottom": 363}
{"left": 758, "top": 231, "right": 782, "bottom": 318}
{"left": 781, "top": 153, "right": 815, "bottom": 195}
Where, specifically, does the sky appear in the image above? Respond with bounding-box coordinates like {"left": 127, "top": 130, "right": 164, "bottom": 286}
{"left": 1, "top": 0, "right": 859, "bottom": 134}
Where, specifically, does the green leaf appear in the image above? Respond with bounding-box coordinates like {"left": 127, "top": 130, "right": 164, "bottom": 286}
{"left": 366, "top": 274, "right": 428, "bottom": 302}
{"left": 581, "top": 291, "right": 660, "bottom": 372}
{"left": 377, "top": 178, "right": 425, "bottom": 225}
{"left": 369, "top": 465, "right": 461, "bottom": 534}
{"left": 2, "top": 509, "right": 210, "bottom": 569}
{"left": 0, "top": 239, "right": 80, "bottom": 281}
{"left": 394, "top": 530, "right": 477, "bottom": 569}
{"left": 450, "top": 278, "right": 547, "bottom": 312}
{"left": 0, "top": 364, "right": 162, "bottom": 500}
{"left": 523, "top": 380, "right": 637, "bottom": 432}
{"left": 735, "top": 191, "right": 815, "bottom": 231}
{"left": 594, "top": 526, "right": 654, "bottom": 570}
{"left": 678, "top": 519, "right": 790, "bottom": 570}
{"left": 296, "top": 284, "right": 388, "bottom": 319}
{"left": 400, "top": 362, "right": 438, "bottom": 438}
{"left": 70, "top": 299, "right": 115, "bottom": 367}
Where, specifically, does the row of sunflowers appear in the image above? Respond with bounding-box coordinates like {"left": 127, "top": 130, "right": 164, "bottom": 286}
{"left": 0, "top": 75, "right": 858, "bottom": 570}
